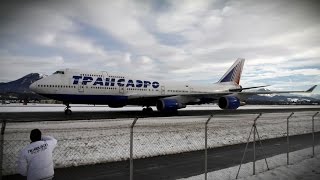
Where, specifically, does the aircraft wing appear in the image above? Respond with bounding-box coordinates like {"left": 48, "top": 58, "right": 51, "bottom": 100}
{"left": 127, "top": 92, "right": 230, "bottom": 99}
{"left": 229, "top": 85, "right": 270, "bottom": 92}
{"left": 127, "top": 85, "right": 317, "bottom": 100}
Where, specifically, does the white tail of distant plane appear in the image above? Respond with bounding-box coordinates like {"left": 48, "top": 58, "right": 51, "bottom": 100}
{"left": 29, "top": 58, "right": 317, "bottom": 114}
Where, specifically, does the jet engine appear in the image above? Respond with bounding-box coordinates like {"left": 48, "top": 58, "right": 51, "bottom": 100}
{"left": 218, "top": 96, "right": 240, "bottom": 110}
{"left": 156, "top": 98, "right": 186, "bottom": 112}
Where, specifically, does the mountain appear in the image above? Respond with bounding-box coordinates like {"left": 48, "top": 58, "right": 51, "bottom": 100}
{"left": 256, "top": 88, "right": 271, "bottom": 92}
{"left": 0, "top": 73, "right": 45, "bottom": 94}
{"left": 246, "top": 88, "right": 320, "bottom": 105}
{"left": 311, "top": 94, "right": 320, "bottom": 100}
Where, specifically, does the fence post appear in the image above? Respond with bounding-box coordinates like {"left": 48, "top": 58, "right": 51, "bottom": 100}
{"left": 0, "top": 120, "right": 7, "bottom": 180}
{"left": 236, "top": 113, "right": 261, "bottom": 179}
{"left": 253, "top": 118, "right": 256, "bottom": 175}
{"left": 252, "top": 113, "right": 261, "bottom": 175}
{"left": 205, "top": 115, "right": 213, "bottom": 180}
{"left": 312, "top": 112, "right": 319, "bottom": 158}
{"left": 287, "top": 112, "right": 294, "bottom": 165}
{"left": 130, "top": 117, "right": 138, "bottom": 180}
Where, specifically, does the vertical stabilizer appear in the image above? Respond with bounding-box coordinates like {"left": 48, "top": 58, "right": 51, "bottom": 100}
{"left": 218, "top": 58, "right": 245, "bottom": 85}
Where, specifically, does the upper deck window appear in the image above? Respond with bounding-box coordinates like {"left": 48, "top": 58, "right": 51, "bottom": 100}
{"left": 53, "top": 71, "right": 64, "bottom": 74}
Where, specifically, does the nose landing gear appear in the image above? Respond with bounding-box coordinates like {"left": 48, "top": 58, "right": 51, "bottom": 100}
{"left": 64, "top": 103, "right": 72, "bottom": 115}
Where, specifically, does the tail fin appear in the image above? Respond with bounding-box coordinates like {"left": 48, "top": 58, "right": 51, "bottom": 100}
{"left": 218, "top": 58, "right": 245, "bottom": 85}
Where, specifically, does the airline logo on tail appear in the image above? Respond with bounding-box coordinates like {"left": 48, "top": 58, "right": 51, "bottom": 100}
{"left": 218, "top": 58, "right": 245, "bottom": 85}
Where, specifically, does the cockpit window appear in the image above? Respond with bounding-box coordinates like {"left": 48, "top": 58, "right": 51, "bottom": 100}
{"left": 53, "top": 71, "right": 64, "bottom": 74}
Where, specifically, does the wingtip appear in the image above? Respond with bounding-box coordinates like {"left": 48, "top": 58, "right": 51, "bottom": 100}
{"left": 306, "top": 85, "right": 317, "bottom": 92}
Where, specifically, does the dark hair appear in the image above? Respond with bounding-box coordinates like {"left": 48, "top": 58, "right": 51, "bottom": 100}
{"left": 30, "top": 129, "right": 42, "bottom": 142}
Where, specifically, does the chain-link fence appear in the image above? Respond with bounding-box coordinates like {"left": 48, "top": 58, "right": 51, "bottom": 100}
{"left": 1, "top": 119, "right": 132, "bottom": 176}
{"left": 1, "top": 111, "right": 319, "bottom": 179}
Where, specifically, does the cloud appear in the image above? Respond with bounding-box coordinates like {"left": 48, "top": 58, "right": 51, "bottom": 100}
{"left": 0, "top": 0, "right": 319, "bottom": 94}
{"left": 156, "top": 0, "right": 213, "bottom": 33}
{"left": 36, "top": 32, "right": 108, "bottom": 57}
{"left": 75, "top": 0, "right": 157, "bottom": 49}
{"left": 0, "top": 54, "right": 64, "bottom": 81}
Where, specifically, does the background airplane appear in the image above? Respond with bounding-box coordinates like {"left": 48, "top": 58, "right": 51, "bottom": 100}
{"left": 29, "top": 58, "right": 316, "bottom": 115}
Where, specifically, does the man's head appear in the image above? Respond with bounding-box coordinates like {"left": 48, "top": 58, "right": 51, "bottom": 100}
{"left": 30, "top": 129, "right": 42, "bottom": 142}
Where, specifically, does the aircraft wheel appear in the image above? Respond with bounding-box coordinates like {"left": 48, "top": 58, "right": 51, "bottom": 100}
{"left": 65, "top": 109, "right": 72, "bottom": 115}
{"left": 142, "top": 107, "right": 153, "bottom": 113}
{"left": 146, "top": 107, "right": 153, "bottom": 112}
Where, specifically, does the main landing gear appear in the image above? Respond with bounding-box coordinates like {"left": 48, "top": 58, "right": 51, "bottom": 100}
{"left": 64, "top": 103, "right": 72, "bottom": 115}
{"left": 142, "top": 106, "right": 153, "bottom": 113}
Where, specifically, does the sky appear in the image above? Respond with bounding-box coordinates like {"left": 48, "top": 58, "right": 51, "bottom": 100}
{"left": 0, "top": 0, "right": 319, "bottom": 94}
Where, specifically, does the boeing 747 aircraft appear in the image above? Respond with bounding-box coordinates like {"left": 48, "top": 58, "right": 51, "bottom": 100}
{"left": 29, "top": 58, "right": 316, "bottom": 115}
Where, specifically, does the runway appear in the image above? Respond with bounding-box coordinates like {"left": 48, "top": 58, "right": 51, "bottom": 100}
{"left": 1, "top": 105, "right": 320, "bottom": 122}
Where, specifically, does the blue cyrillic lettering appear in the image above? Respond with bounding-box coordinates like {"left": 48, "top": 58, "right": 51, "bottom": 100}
{"left": 110, "top": 78, "right": 115, "bottom": 86}
{"left": 105, "top": 78, "right": 110, "bottom": 86}
{"left": 126, "top": 80, "right": 135, "bottom": 87}
{"left": 82, "top": 76, "right": 93, "bottom": 85}
{"left": 93, "top": 77, "right": 103, "bottom": 86}
{"left": 72, "top": 76, "right": 82, "bottom": 85}
{"left": 152, "top": 82, "right": 160, "bottom": 88}
{"left": 144, "top": 81, "right": 151, "bottom": 88}
{"left": 117, "top": 79, "right": 125, "bottom": 87}
{"left": 136, "top": 80, "right": 143, "bottom": 88}
{"left": 73, "top": 76, "right": 160, "bottom": 88}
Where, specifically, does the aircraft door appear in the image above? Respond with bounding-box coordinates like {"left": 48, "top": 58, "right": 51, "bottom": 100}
{"left": 102, "top": 71, "right": 108, "bottom": 79}
{"left": 78, "top": 85, "right": 84, "bottom": 93}
{"left": 119, "top": 86, "right": 125, "bottom": 94}
{"left": 161, "top": 86, "right": 165, "bottom": 95}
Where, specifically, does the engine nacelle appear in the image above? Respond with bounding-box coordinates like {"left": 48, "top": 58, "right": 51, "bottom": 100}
{"left": 156, "top": 98, "right": 186, "bottom": 112}
{"left": 218, "top": 96, "right": 240, "bottom": 110}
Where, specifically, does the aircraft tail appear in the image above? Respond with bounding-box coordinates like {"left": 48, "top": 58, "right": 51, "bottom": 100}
{"left": 218, "top": 58, "right": 245, "bottom": 85}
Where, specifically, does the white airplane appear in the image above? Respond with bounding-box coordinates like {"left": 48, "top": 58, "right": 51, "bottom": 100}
{"left": 29, "top": 58, "right": 317, "bottom": 115}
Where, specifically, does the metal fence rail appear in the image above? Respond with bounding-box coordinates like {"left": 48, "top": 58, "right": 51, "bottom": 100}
{"left": 0, "top": 111, "right": 319, "bottom": 179}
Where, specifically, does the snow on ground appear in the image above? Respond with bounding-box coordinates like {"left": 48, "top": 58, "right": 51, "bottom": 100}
{"left": 180, "top": 146, "right": 320, "bottom": 180}
{"left": 1, "top": 107, "right": 320, "bottom": 176}
{"left": 0, "top": 103, "right": 318, "bottom": 112}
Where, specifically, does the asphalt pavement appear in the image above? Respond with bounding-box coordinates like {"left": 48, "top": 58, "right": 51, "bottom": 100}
{"left": 1, "top": 106, "right": 319, "bottom": 122}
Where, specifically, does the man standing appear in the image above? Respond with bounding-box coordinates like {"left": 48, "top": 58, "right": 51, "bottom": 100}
{"left": 18, "top": 129, "right": 57, "bottom": 180}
